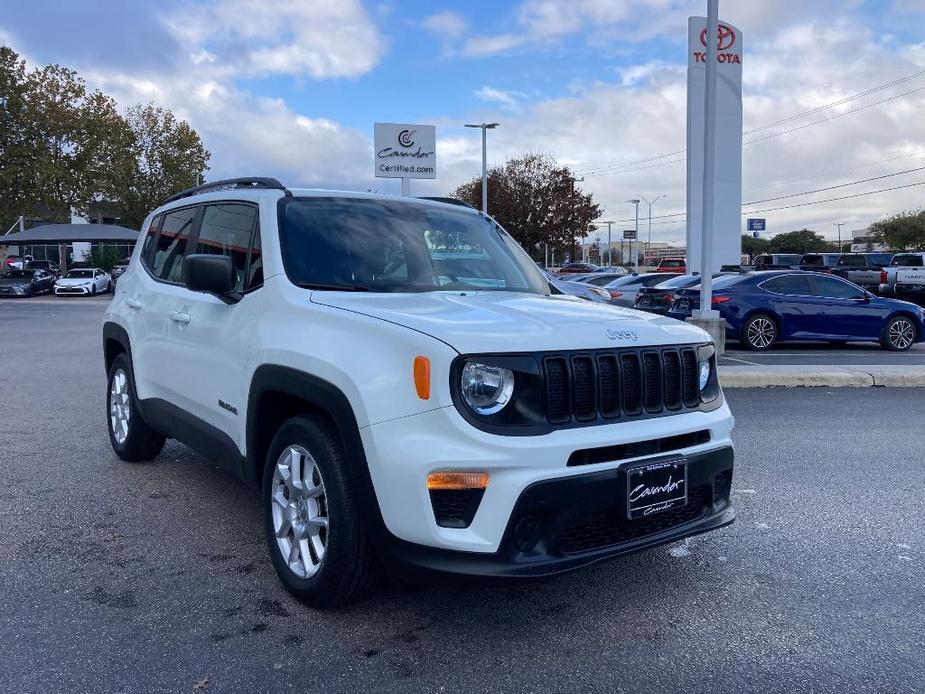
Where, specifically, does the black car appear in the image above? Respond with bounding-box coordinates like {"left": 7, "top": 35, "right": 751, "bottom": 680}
{"left": 0, "top": 269, "right": 56, "bottom": 296}
{"left": 25, "top": 260, "right": 61, "bottom": 277}
{"left": 634, "top": 273, "right": 732, "bottom": 315}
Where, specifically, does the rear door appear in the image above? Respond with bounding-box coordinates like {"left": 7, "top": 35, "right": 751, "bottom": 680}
{"left": 130, "top": 205, "right": 200, "bottom": 403}
{"left": 757, "top": 274, "right": 819, "bottom": 338}
{"left": 810, "top": 275, "right": 884, "bottom": 339}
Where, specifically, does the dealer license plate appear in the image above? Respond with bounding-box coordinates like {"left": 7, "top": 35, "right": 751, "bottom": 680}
{"left": 627, "top": 460, "right": 688, "bottom": 519}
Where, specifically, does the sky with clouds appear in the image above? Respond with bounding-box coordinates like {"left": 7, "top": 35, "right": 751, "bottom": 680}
{"left": 2, "top": 0, "right": 925, "bottom": 244}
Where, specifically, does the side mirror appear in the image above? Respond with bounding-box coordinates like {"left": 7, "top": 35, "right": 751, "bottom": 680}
{"left": 183, "top": 254, "right": 237, "bottom": 301}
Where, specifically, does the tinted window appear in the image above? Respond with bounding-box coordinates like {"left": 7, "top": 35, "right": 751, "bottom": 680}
{"left": 152, "top": 207, "right": 196, "bottom": 282}
{"left": 641, "top": 273, "right": 680, "bottom": 286}
{"left": 279, "top": 198, "right": 549, "bottom": 294}
{"left": 812, "top": 276, "right": 865, "bottom": 298}
{"left": 195, "top": 204, "right": 259, "bottom": 292}
{"left": 775, "top": 255, "right": 801, "bottom": 266}
{"left": 657, "top": 275, "right": 702, "bottom": 289}
{"left": 891, "top": 254, "right": 923, "bottom": 267}
{"left": 660, "top": 260, "right": 684, "bottom": 268}
{"left": 711, "top": 274, "right": 751, "bottom": 289}
{"left": 140, "top": 214, "right": 162, "bottom": 269}
{"left": 869, "top": 253, "right": 892, "bottom": 266}
{"left": 837, "top": 255, "right": 866, "bottom": 267}
{"left": 762, "top": 275, "right": 813, "bottom": 295}
{"left": 64, "top": 270, "right": 94, "bottom": 278}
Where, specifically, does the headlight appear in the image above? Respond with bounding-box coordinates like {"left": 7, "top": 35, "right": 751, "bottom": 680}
{"left": 460, "top": 362, "right": 514, "bottom": 415}
{"left": 698, "top": 359, "right": 711, "bottom": 391}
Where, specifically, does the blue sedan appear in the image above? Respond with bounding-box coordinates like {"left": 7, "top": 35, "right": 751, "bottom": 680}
{"left": 666, "top": 271, "right": 925, "bottom": 351}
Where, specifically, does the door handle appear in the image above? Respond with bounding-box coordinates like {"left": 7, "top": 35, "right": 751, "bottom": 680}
{"left": 126, "top": 296, "right": 144, "bottom": 309}
{"left": 169, "top": 311, "right": 191, "bottom": 324}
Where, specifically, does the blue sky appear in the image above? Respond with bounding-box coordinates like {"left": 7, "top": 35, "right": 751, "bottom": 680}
{"left": 2, "top": 1, "right": 925, "bottom": 243}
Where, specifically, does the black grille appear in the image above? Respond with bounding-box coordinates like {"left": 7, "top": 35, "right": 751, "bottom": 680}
{"left": 543, "top": 347, "right": 702, "bottom": 426}
{"left": 558, "top": 487, "right": 710, "bottom": 555}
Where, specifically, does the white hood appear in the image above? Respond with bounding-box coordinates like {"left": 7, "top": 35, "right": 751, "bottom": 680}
{"left": 56, "top": 277, "right": 94, "bottom": 286}
{"left": 311, "top": 291, "right": 710, "bottom": 354}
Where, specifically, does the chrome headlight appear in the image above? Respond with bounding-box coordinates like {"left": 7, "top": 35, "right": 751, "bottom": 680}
{"left": 460, "top": 362, "right": 514, "bottom": 415}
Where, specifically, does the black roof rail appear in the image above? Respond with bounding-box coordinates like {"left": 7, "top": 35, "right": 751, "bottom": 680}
{"left": 164, "top": 177, "right": 290, "bottom": 204}
{"left": 417, "top": 196, "right": 475, "bottom": 209}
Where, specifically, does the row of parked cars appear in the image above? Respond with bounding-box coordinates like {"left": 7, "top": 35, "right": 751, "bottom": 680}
{"left": 553, "top": 264, "right": 925, "bottom": 352}
{"left": 0, "top": 256, "right": 129, "bottom": 297}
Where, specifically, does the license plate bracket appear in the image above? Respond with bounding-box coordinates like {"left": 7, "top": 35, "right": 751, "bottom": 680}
{"left": 627, "top": 459, "right": 688, "bottom": 519}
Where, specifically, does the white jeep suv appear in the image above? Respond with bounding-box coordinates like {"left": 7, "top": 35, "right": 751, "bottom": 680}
{"left": 102, "top": 178, "right": 735, "bottom": 607}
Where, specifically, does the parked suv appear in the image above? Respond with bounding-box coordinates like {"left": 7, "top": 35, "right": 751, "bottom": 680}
{"left": 102, "top": 178, "right": 735, "bottom": 607}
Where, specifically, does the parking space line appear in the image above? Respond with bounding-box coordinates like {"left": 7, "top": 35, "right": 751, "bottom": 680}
{"left": 721, "top": 355, "right": 761, "bottom": 365}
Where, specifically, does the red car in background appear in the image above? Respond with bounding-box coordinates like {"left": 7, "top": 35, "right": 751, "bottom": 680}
{"left": 557, "top": 262, "right": 600, "bottom": 275}
{"left": 656, "top": 258, "right": 686, "bottom": 273}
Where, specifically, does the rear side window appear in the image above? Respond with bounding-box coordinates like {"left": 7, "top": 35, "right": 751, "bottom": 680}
{"left": 891, "top": 254, "right": 923, "bottom": 267}
{"left": 837, "top": 256, "right": 865, "bottom": 267}
{"left": 762, "top": 275, "right": 813, "bottom": 295}
{"left": 194, "top": 204, "right": 260, "bottom": 292}
{"left": 811, "top": 276, "right": 865, "bottom": 299}
{"left": 140, "top": 214, "right": 163, "bottom": 270}
{"left": 152, "top": 207, "right": 197, "bottom": 282}
{"left": 641, "top": 274, "right": 678, "bottom": 286}
{"left": 660, "top": 260, "right": 684, "bottom": 268}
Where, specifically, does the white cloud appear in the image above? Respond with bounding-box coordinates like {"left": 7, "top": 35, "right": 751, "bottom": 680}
{"left": 162, "top": 0, "right": 383, "bottom": 79}
{"left": 463, "top": 34, "right": 525, "bottom": 57}
{"left": 422, "top": 10, "right": 468, "bottom": 39}
{"left": 474, "top": 86, "right": 525, "bottom": 110}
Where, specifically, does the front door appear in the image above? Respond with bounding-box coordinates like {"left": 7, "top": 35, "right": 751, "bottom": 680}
{"left": 810, "top": 275, "right": 883, "bottom": 339}
{"left": 163, "top": 203, "right": 263, "bottom": 453}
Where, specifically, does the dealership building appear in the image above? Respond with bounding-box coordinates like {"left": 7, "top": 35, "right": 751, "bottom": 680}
{"left": 1, "top": 223, "right": 139, "bottom": 268}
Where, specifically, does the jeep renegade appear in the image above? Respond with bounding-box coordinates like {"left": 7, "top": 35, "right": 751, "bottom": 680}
{"left": 102, "top": 177, "right": 735, "bottom": 607}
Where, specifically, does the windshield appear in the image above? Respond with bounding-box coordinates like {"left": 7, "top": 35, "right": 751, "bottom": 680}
{"left": 278, "top": 198, "right": 550, "bottom": 294}
{"left": 891, "top": 254, "right": 924, "bottom": 267}
{"left": 64, "top": 270, "right": 94, "bottom": 278}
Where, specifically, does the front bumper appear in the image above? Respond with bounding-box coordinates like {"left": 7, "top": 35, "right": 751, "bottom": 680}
{"left": 55, "top": 285, "right": 91, "bottom": 295}
{"left": 383, "top": 445, "right": 734, "bottom": 580}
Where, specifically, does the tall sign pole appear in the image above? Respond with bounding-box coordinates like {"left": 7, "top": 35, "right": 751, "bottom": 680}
{"left": 697, "top": 0, "right": 720, "bottom": 319}
{"left": 465, "top": 123, "right": 499, "bottom": 213}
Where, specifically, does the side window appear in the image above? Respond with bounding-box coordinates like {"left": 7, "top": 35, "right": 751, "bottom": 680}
{"left": 194, "top": 204, "right": 259, "bottom": 292}
{"left": 140, "top": 214, "right": 162, "bottom": 270}
{"left": 762, "top": 275, "right": 813, "bottom": 295}
{"left": 812, "top": 276, "right": 864, "bottom": 299}
{"left": 152, "top": 207, "right": 197, "bottom": 283}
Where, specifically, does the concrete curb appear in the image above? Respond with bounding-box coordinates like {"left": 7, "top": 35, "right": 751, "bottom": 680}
{"left": 719, "top": 365, "right": 925, "bottom": 388}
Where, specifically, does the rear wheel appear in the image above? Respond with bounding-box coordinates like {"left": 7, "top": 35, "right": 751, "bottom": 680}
{"left": 263, "top": 416, "right": 378, "bottom": 608}
{"left": 881, "top": 315, "right": 917, "bottom": 351}
{"left": 107, "top": 353, "right": 166, "bottom": 461}
{"left": 741, "top": 314, "right": 777, "bottom": 351}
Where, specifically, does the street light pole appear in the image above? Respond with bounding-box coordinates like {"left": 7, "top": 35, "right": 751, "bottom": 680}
{"left": 636, "top": 194, "right": 665, "bottom": 264}
{"left": 834, "top": 222, "right": 846, "bottom": 251}
{"left": 464, "top": 122, "right": 500, "bottom": 213}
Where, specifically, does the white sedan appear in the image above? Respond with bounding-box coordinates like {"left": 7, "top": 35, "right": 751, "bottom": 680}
{"left": 54, "top": 268, "right": 112, "bottom": 296}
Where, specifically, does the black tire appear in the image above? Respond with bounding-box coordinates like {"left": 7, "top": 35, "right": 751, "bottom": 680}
{"left": 106, "top": 353, "right": 166, "bottom": 461}
{"left": 741, "top": 313, "right": 778, "bottom": 351}
{"left": 91, "top": 284, "right": 97, "bottom": 296}
{"left": 263, "top": 415, "right": 378, "bottom": 608}
{"left": 881, "top": 315, "right": 917, "bottom": 351}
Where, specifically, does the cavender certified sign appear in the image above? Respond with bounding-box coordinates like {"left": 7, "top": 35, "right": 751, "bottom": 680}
{"left": 374, "top": 123, "right": 436, "bottom": 179}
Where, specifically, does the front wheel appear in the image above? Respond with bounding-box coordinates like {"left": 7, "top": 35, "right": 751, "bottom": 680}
{"left": 741, "top": 313, "right": 778, "bottom": 351}
{"left": 881, "top": 315, "right": 917, "bottom": 351}
{"left": 263, "top": 416, "right": 378, "bottom": 608}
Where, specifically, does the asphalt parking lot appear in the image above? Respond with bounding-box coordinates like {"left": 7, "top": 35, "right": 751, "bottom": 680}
{"left": 1, "top": 298, "right": 923, "bottom": 693}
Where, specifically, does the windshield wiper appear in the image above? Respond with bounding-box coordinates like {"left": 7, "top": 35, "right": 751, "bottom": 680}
{"left": 294, "top": 281, "right": 373, "bottom": 292}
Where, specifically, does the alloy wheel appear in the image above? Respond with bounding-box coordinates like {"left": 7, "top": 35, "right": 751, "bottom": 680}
{"left": 747, "top": 317, "right": 775, "bottom": 349}
{"left": 271, "top": 445, "right": 329, "bottom": 578}
{"left": 109, "top": 368, "right": 131, "bottom": 445}
{"left": 889, "top": 319, "right": 915, "bottom": 350}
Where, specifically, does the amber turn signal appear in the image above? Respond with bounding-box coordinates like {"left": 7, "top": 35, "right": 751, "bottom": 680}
{"left": 413, "top": 356, "right": 430, "bottom": 400}
{"left": 426, "top": 471, "right": 490, "bottom": 490}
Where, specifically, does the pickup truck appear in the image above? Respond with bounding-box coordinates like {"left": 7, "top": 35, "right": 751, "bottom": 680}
{"left": 879, "top": 252, "right": 925, "bottom": 297}
{"left": 830, "top": 253, "right": 894, "bottom": 292}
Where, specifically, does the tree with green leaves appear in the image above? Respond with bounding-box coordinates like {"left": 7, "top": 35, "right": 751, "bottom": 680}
{"left": 741, "top": 234, "right": 770, "bottom": 260}
{"left": 452, "top": 153, "right": 601, "bottom": 259}
{"left": 18, "top": 62, "right": 136, "bottom": 222}
{"left": 0, "top": 46, "right": 29, "bottom": 228}
{"left": 869, "top": 210, "right": 925, "bottom": 251}
{"left": 768, "top": 228, "right": 827, "bottom": 254}
{"left": 118, "top": 103, "right": 210, "bottom": 230}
